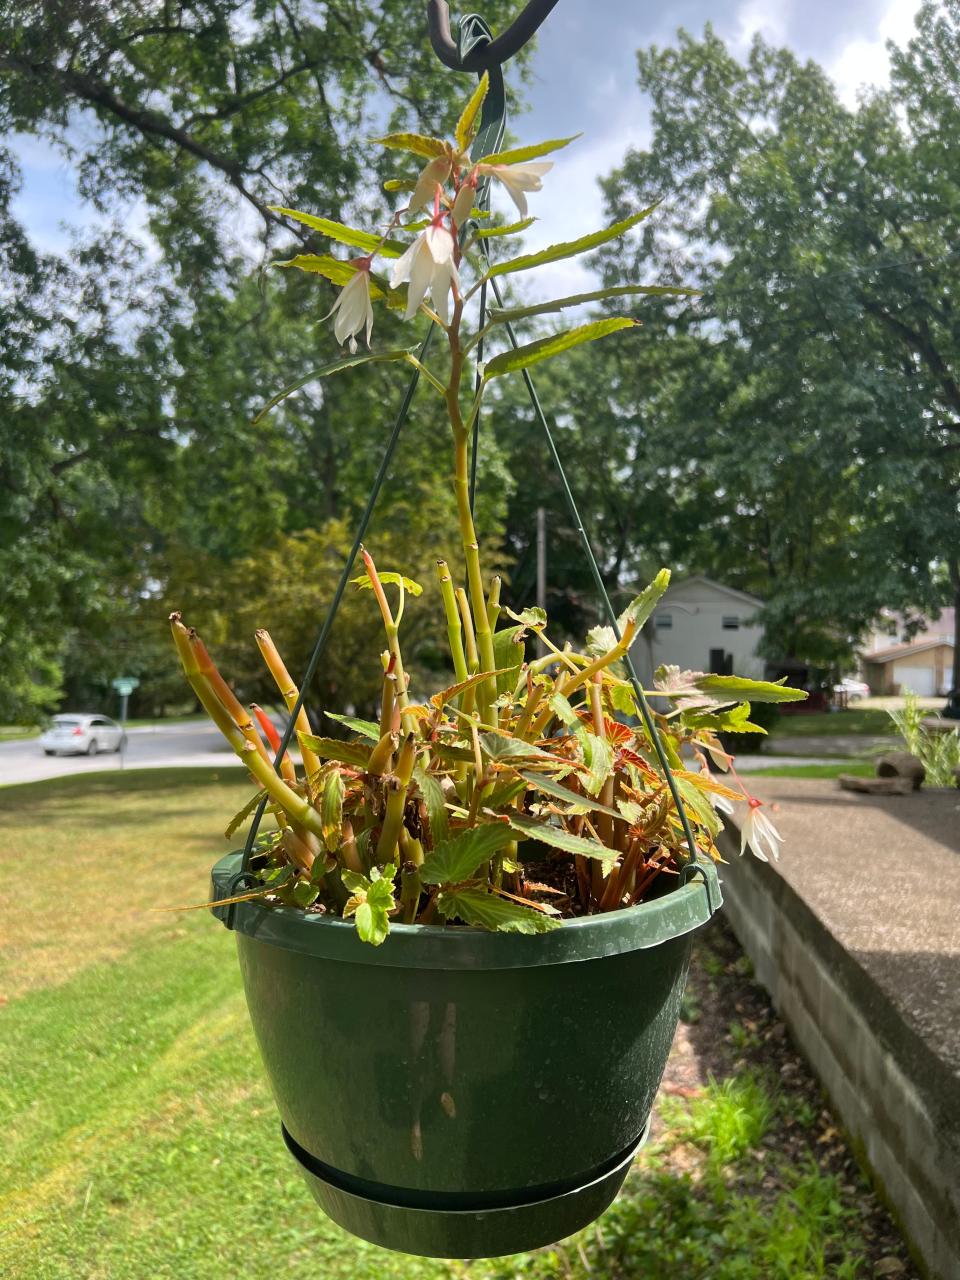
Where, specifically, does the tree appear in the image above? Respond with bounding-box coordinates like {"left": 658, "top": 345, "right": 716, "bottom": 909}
{"left": 0, "top": 1, "right": 528, "bottom": 721}
{"left": 582, "top": 6, "right": 960, "bottom": 677}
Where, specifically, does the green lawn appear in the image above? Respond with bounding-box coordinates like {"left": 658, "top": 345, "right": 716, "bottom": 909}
{"left": 0, "top": 771, "right": 889, "bottom": 1279}
{"left": 770, "top": 709, "right": 894, "bottom": 737}
{"left": 742, "top": 763, "right": 875, "bottom": 779}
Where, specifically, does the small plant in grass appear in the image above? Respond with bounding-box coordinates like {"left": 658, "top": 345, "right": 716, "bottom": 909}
{"left": 888, "top": 690, "right": 960, "bottom": 786}
{"left": 171, "top": 77, "right": 807, "bottom": 943}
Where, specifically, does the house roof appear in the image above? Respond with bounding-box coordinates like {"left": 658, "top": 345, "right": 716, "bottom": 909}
{"left": 865, "top": 635, "right": 955, "bottom": 664}
{"left": 660, "top": 575, "right": 764, "bottom": 609}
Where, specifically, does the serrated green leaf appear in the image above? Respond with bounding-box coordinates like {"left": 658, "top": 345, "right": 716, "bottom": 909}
{"left": 479, "top": 732, "right": 558, "bottom": 763}
{"left": 681, "top": 702, "right": 766, "bottom": 734}
{"left": 224, "top": 788, "right": 268, "bottom": 839}
{"left": 483, "top": 318, "right": 637, "bottom": 381}
{"left": 415, "top": 768, "right": 448, "bottom": 844}
{"left": 420, "top": 824, "right": 515, "bottom": 885}
{"left": 273, "top": 253, "right": 387, "bottom": 298}
{"left": 694, "top": 675, "right": 808, "bottom": 705}
{"left": 269, "top": 206, "right": 406, "bottom": 258}
{"left": 575, "top": 724, "right": 614, "bottom": 797}
{"left": 609, "top": 684, "right": 638, "bottom": 717}
{"left": 354, "top": 900, "right": 390, "bottom": 946}
{"left": 518, "top": 771, "right": 625, "bottom": 820}
{"left": 298, "top": 733, "right": 371, "bottom": 768}
{"left": 324, "top": 712, "right": 381, "bottom": 740}
{"left": 486, "top": 204, "right": 659, "bottom": 280}
{"left": 455, "top": 72, "right": 489, "bottom": 151}
{"left": 320, "top": 768, "right": 344, "bottom": 852}
{"left": 291, "top": 878, "right": 320, "bottom": 908}
{"left": 620, "top": 569, "right": 671, "bottom": 631}
{"left": 474, "top": 216, "right": 536, "bottom": 239}
{"left": 506, "top": 812, "right": 614, "bottom": 860}
{"left": 488, "top": 283, "right": 700, "bottom": 323}
{"left": 341, "top": 869, "right": 368, "bottom": 894}
{"left": 254, "top": 350, "right": 419, "bottom": 423}
{"left": 372, "top": 132, "right": 447, "bottom": 160}
{"left": 478, "top": 134, "right": 582, "bottom": 165}
{"left": 351, "top": 571, "right": 424, "bottom": 596}
{"left": 437, "top": 886, "right": 560, "bottom": 933}
{"left": 548, "top": 691, "right": 579, "bottom": 727}
{"left": 505, "top": 606, "right": 547, "bottom": 628}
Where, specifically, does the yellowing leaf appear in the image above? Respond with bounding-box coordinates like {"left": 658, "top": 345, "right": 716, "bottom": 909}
{"left": 479, "top": 134, "right": 582, "bottom": 165}
{"left": 372, "top": 132, "right": 447, "bottom": 160}
{"left": 269, "top": 206, "right": 406, "bottom": 258}
{"left": 455, "top": 72, "right": 489, "bottom": 151}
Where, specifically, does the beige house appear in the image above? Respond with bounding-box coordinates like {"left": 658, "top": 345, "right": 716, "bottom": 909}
{"left": 863, "top": 636, "right": 955, "bottom": 697}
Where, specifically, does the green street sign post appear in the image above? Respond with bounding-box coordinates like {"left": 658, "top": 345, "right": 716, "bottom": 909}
{"left": 111, "top": 677, "right": 139, "bottom": 768}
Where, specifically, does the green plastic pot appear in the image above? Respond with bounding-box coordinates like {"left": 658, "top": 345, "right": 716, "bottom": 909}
{"left": 210, "top": 851, "right": 721, "bottom": 1258}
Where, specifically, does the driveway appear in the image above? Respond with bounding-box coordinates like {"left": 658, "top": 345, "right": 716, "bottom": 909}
{"left": 0, "top": 720, "right": 244, "bottom": 786}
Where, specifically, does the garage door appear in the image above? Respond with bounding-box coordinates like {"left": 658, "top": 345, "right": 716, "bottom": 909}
{"left": 895, "top": 666, "right": 936, "bottom": 696}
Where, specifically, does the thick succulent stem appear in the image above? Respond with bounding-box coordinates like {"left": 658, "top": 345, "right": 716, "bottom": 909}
{"left": 362, "top": 548, "right": 416, "bottom": 736}
{"left": 187, "top": 629, "right": 272, "bottom": 766}
{"left": 436, "top": 560, "right": 469, "bottom": 685}
{"left": 255, "top": 629, "right": 321, "bottom": 780}
{"left": 252, "top": 704, "right": 296, "bottom": 783}
{"left": 375, "top": 732, "right": 417, "bottom": 865}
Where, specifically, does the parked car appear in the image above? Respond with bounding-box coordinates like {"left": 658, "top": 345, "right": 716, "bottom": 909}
{"left": 833, "top": 676, "right": 871, "bottom": 701}
{"left": 40, "top": 714, "right": 125, "bottom": 756}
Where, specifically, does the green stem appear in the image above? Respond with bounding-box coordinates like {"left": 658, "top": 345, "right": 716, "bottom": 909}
{"left": 436, "top": 560, "right": 469, "bottom": 685}
{"left": 375, "top": 732, "right": 417, "bottom": 865}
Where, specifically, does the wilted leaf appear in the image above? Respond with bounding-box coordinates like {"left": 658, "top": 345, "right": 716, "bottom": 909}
{"left": 492, "top": 625, "right": 526, "bottom": 697}
{"left": 320, "top": 768, "right": 344, "bottom": 852}
{"left": 430, "top": 668, "right": 513, "bottom": 710}
{"left": 224, "top": 789, "right": 268, "bottom": 839}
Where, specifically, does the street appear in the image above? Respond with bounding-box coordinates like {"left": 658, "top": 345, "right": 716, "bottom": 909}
{"left": 0, "top": 720, "right": 244, "bottom": 786}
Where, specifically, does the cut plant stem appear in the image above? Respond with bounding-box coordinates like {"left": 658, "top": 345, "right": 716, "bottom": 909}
{"left": 255, "top": 628, "right": 321, "bottom": 780}
{"left": 456, "top": 587, "right": 480, "bottom": 719}
{"left": 362, "top": 548, "right": 416, "bottom": 735}
{"left": 379, "top": 652, "right": 398, "bottom": 739}
{"left": 487, "top": 575, "right": 501, "bottom": 631}
{"left": 436, "top": 561, "right": 469, "bottom": 685}
{"left": 188, "top": 629, "right": 272, "bottom": 766}
{"left": 375, "top": 732, "right": 417, "bottom": 864}
{"left": 251, "top": 704, "right": 296, "bottom": 783}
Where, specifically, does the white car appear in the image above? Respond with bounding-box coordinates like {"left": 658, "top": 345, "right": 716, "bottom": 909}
{"left": 833, "top": 677, "right": 871, "bottom": 701}
{"left": 40, "top": 714, "right": 125, "bottom": 756}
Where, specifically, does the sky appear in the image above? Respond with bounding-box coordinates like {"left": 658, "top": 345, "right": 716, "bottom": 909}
{"left": 10, "top": 0, "right": 924, "bottom": 298}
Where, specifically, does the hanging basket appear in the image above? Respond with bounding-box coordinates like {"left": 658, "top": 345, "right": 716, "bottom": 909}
{"left": 211, "top": 850, "right": 721, "bottom": 1258}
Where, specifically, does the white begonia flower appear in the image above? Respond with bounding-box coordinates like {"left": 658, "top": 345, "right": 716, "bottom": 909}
{"left": 408, "top": 155, "right": 453, "bottom": 213}
{"left": 326, "top": 260, "right": 373, "bottom": 353}
{"left": 477, "top": 160, "right": 553, "bottom": 218}
{"left": 739, "top": 798, "right": 783, "bottom": 863}
{"left": 701, "top": 765, "right": 735, "bottom": 815}
{"left": 390, "top": 213, "right": 459, "bottom": 326}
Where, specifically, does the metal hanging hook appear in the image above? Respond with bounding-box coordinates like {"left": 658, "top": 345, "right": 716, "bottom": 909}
{"left": 427, "top": 0, "right": 561, "bottom": 71}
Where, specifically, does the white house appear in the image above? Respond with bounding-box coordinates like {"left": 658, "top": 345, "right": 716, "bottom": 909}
{"left": 629, "top": 576, "right": 766, "bottom": 688}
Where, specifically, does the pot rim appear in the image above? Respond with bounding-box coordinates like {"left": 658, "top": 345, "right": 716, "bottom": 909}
{"left": 210, "top": 850, "right": 722, "bottom": 969}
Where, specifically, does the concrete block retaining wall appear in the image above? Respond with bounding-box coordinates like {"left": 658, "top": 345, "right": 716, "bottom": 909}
{"left": 717, "top": 838, "right": 960, "bottom": 1280}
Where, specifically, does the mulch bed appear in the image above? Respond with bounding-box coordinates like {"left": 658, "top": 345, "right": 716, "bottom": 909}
{"left": 656, "top": 915, "right": 920, "bottom": 1279}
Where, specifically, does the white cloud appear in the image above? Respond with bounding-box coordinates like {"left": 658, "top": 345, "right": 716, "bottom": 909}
{"left": 734, "top": 0, "right": 790, "bottom": 50}
{"left": 827, "top": 0, "right": 921, "bottom": 106}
